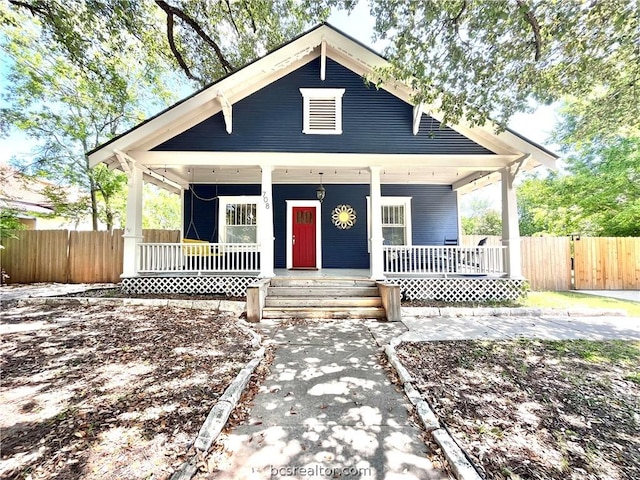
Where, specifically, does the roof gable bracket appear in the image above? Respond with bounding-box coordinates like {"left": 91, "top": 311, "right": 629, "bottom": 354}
{"left": 413, "top": 103, "right": 424, "bottom": 135}
{"left": 320, "top": 39, "right": 327, "bottom": 81}
{"left": 114, "top": 149, "right": 132, "bottom": 173}
{"left": 513, "top": 153, "right": 531, "bottom": 176}
{"left": 217, "top": 90, "right": 232, "bottom": 134}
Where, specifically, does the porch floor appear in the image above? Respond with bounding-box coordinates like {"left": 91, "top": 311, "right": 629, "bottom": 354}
{"left": 128, "top": 269, "right": 505, "bottom": 280}
{"left": 273, "top": 268, "right": 370, "bottom": 279}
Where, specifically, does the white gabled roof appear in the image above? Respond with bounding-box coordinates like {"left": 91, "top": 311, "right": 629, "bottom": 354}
{"left": 88, "top": 23, "right": 557, "bottom": 192}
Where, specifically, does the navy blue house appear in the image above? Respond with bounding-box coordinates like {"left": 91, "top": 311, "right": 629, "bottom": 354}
{"left": 88, "top": 23, "right": 557, "bottom": 300}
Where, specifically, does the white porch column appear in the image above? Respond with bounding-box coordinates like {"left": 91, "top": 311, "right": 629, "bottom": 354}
{"left": 455, "top": 190, "right": 463, "bottom": 242}
{"left": 501, "top": 166, "right": 523, "bottom": 278}
{"left": 259, "top": 165, "right": 275, "bottom": 278}
{"left": 122, "top": 165, "right": 143, "bottom": 277}
{"left": 369, "top": 166, "right": 385, "bottom": 280}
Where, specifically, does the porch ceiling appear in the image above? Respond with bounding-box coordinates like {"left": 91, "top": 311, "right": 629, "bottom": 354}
{"left": 140, "top": 161, "right": 540, "bottom": 191}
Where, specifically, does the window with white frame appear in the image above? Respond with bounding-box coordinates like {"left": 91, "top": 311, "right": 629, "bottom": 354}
{"left": 218, "top": 196, "right": 258, "bottom": 243}
{"left": 299, "top": 88, "right": 345, "bottom": 134}
{"left": 367, "top": 196, "right": 412, "bottom": 247}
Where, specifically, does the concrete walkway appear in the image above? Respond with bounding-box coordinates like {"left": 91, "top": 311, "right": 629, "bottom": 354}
{"left": 211, "top": 319, "right": 446, "bottom": 480}
{"left": 401, "top": 309, "right": 640, "bottom": 342}
{"left": 576, "top": 289, "right": 640, "bottom": 303}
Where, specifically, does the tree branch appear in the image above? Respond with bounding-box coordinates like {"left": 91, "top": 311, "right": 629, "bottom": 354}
{"left": 224, "top": 0, "right": 241, "bottom": 36}
{"left": 7, "top": 0, "right": 46, "bottom": 17}
{"left": 242, "top": 0, "right": 258, "bottom": 33}
{"left": 157, "top": 5, "right": 202, "bottom": 82}
{"left": 155, "top": 0, "right": 234, "bottom": 75}
{"left": 449, "top": 0, "right": 468, "bottom": 46}
{"left": 516, "top": 0, "right": 542, "bottom": 61}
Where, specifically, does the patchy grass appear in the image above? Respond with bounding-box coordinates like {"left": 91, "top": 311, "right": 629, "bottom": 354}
{"left": 524, "top": 291, "right": 640, "bottom": 317}
{"left": 397, "top": 339, "right": 640, "bottom": 480}
{"left": 0, "top": 303, "right": 254, "bottom": 480}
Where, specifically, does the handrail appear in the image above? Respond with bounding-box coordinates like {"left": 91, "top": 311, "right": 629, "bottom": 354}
{"left": 137, "top": 242, "right": 260, "bottom": 273}
{"left": 383, "top": 245, "right": 506, "bottom": 275}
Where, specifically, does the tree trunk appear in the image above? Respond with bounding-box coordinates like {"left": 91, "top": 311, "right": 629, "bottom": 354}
{"left": 83, "top": 149, "right": 100, "bottom": 231}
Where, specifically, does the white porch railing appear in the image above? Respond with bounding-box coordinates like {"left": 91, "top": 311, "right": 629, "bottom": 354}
{"left": 138, "top": 242, "right": 260, "bottom": 273}
{"left": 383, "top": 245, "right": 507, "bottom": 275}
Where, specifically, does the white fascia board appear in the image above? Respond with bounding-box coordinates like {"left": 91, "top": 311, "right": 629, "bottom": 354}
{"left": 130, "top": 151, "right": 520, "bottom": 169}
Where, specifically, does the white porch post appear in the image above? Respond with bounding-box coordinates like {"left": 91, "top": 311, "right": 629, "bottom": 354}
{"left": 501, "top": 166, "right": 522, "bottom": 278}
{"left": 455, "top": 190, "right": 463, "bottom": 242}
{"left": 369, "top": 166, "right": 385, "bottom": 279}
{"left": 122, "top": 165, "right": 143, "bottom": 277}
{"left": 259, "top": 165, "right": 275, "bottom": 278}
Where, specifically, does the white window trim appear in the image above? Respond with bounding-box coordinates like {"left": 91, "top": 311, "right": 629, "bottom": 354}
{"left": 367, "top": 196, "right": 413, "bottom": 251}
{"left": 286, "top": 200, "right": 322, "bottom": 269}
{"left": 300, "top": 88, "right": 345, "bottom": 135}
{"left": 218, "top": 196, "right": 260, "bottom": 243}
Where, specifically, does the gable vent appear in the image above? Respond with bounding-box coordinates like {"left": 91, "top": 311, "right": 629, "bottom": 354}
{"left": 300, "top": 88, "right": 345, "bottom": 135}
{"left": 309, "top": 98, "right": 337, "bottom": 131}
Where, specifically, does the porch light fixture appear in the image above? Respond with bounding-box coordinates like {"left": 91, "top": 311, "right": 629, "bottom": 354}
{"left": 316, "top": 172, "right": 326, "bottom": 203}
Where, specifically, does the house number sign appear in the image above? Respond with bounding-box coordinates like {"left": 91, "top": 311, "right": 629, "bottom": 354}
{"left": 262, "top": 190, "right": 270, "bottom": 209}
{"left": 332, "top": 204, "right": 356, "bottom": 230}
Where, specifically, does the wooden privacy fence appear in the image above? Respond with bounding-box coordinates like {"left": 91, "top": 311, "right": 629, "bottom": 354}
{"left": 1, "top": 229, "right": 180, "bottom": 284}
{"left": 462, "top": 235, "right": 639, "bottom": 291}
{"left": 462, "top": 235, "right": 572, "bottom": 291}
{"left": 574, "top": 237, "right": 640, "bottom": 290}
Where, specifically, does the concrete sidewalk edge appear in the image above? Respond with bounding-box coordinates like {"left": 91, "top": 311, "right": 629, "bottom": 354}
{"left": 8, "top": 296, "right": 628, "bottom": 318}
{"left": 169, "top": 329, "right": 265, "bottom": 480}
{"left": 384, "top": 342, "right": 483, "bottom": 480}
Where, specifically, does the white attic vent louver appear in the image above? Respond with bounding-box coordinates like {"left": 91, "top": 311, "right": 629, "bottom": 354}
{"left": 300, "top": 88, "right": 345, "bottom": 135}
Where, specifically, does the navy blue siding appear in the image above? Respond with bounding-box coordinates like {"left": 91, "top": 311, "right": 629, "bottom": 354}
{"left": 184, "top": 183, "right": 458, "bottom": 269}
{"left": 382, "top": 184, "right": 459, "bottom": 245}
{"left": 156, "top": 58, "right": 492, "bottom": 155}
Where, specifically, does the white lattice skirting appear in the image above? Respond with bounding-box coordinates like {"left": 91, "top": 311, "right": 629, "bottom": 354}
{"left": 390, "top": 278, "right": 526, "bottom": 302}
{"left": 121, "top": 275, "right": 257, "bottom": 297}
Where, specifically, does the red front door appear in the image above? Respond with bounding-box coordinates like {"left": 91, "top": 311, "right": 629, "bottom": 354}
{"left": 292, "top": 206, "right": 316, "bottom": 269}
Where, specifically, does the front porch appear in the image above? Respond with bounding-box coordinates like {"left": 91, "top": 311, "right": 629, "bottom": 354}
{"left": 121, "top": 260, "right": 526, "bottom": 308}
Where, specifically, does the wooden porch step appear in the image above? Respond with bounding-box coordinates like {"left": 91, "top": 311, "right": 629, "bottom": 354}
{"left": 267, "top": 286, "right": 380, "bottom": 297}
{"left": 261, "top": 306, "right": 386, "bottom": 319}
{"left": 258, "top": 277, "right": 386, "bottom": 320}
{"left": 265, "top": 296, "right": 383, "bottom": 308}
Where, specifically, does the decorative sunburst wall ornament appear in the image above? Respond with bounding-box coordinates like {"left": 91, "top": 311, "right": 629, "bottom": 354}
{"left": 331, "top": 204, "right": 356, "bottom": 229}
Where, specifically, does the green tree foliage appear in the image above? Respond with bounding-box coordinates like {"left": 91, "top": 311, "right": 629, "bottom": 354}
{"left": 5, "top": 1, "right": 638, "bottom": 238}
{"left": 518, "top": 135, "right": 640, "bottom": 237}
{"left": 8, "top": 1, "right": 637, "bottom": 135}
{"left": 371, "top": 0, "right": 639, "bottom": 136}
{"left": 0, "top": 4, "right": 175, "bottom": 229}
{"left": 142, "top": 186, "right": 181, "bottom": 230}
{"left": 0, "top": 208, "right": 25, "bottom": 237}
{"left": 461, "top": 198, "right": 502, "bottom": 235}
{"left": 6, "top": 0, "right": 333, "bottom": 87}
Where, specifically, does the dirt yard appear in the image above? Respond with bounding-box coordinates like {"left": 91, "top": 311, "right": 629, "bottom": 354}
{"left": 397, "top": 339, "right": 640, "bottom": 480}
{"left": 0, "top": 302, "right": 255, "bottom": 480}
